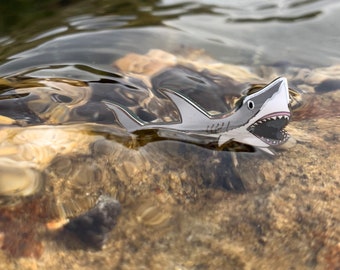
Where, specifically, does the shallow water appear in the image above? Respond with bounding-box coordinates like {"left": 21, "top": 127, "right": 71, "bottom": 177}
{"left": 0, "top": 0, "right": 339, "bottom": 269}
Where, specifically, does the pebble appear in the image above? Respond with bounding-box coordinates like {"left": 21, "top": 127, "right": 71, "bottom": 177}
{"left": 63, "top": 195, "right": 121, "bottom": 249}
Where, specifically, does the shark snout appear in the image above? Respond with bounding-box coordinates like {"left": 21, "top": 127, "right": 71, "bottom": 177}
{"left": 252, "top": 77, "right": 290, "bottom": 122}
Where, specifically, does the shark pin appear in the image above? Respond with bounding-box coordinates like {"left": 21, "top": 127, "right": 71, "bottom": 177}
{"left": 103, "top": 77, "right": 291, "bottom": 154}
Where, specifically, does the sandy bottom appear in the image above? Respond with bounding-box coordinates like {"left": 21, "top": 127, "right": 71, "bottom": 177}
{"left": 0, "top": 92, "right": 339, "bottom": 270}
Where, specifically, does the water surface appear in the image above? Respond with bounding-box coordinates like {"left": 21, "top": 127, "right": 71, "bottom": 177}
{"left": 0, "top": 0, "right": 339, "bottom": 269}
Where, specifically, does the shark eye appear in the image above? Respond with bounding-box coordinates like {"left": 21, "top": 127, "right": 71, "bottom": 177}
{"left": 247, "top": 100, "right": 255, "bottom": 110}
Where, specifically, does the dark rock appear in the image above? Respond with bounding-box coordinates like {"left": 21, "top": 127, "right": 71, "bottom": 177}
{"left": 315, "top": 79, "right": 340, "bottom": 93}
{"left": 63, "top": 195, "right": 121, "bottom": 249}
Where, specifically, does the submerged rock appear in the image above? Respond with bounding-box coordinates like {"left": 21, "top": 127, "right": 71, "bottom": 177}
{"left": 63, "top": 195, "right": 121, "bottom": 249}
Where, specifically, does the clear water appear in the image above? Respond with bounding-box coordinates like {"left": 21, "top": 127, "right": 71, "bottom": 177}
{"left": 0, "top": 1, "right": 339, "bottom": 269}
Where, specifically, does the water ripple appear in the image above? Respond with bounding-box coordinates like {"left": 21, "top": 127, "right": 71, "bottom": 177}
{"left": 157, "top": 0, "right": 334, "bottom": 24}
{"left": 227, "top": 11, "right": 322, "bottom": 23}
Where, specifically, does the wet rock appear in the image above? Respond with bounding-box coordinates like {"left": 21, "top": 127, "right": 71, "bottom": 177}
{"left": 135, "top": 200, "right": 172, "bottom": 227}
{"left": 63, "top": 195, "right": 121, "bottom": 249}
{"left": 0, "top": 159, "right": 44, "bottom": 202}
{"left": 315, "top": 79, "right": 340, "bottom": 93}
{"left": 0, "top": 196, "right": 54, "bottom": 258}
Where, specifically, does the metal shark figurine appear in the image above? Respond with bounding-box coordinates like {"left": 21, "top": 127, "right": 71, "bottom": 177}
{"left": 103, "top": 77, "right": 291, "bottom": 154}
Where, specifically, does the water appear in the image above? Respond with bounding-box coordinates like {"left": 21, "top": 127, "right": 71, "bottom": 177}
{"left": 0, "top": 0, "right": 339, "bottom": 269}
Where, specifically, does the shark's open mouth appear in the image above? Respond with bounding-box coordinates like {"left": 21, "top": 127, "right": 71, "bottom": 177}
{"left": 248, "top": 112, "right": 290, "bottom": 146}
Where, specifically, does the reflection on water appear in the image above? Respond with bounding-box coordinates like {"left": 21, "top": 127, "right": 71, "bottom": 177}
{"left": 1, "top": 0, "right": 340, "bottom": 69}
{"left": 0, "top": 0, "right": 339, "bottom": 269}
{"left": 0, "top": 48, "right": 261, "bottom": 202}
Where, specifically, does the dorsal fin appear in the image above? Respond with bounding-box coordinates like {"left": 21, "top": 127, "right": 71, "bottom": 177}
{"left": 161, "top": 89, "right": 211, "bottom": 125}
{"left": 102, "top": 101, "right": 144, "bottom": 132}
{"left": 103, "top": 89, "right": 212, "bottom": 133}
